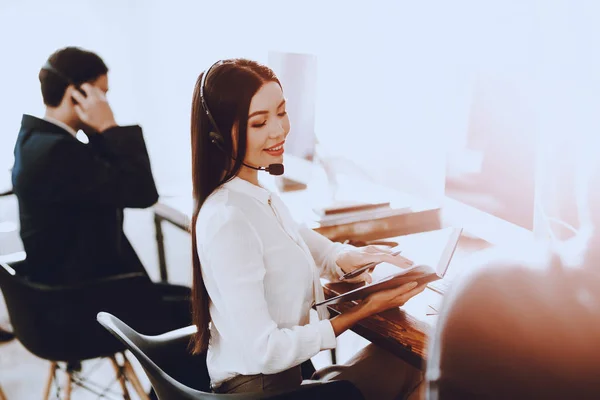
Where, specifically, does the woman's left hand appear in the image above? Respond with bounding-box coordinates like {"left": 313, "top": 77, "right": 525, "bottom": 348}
{"left": 335, "top": 245, "right": 413, "bottom": 284}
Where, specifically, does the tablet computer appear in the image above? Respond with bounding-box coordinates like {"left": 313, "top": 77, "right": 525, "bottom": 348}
{"left": 316, "top": 227, "right": 462, "bottom": 307}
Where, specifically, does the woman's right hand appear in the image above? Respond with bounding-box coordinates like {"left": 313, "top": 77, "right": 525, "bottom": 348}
{"left": 362, "top": 281, "right": 427, "bottom": 316}
{"left": 329, "top": 281, "right": 428, "bottom": 337}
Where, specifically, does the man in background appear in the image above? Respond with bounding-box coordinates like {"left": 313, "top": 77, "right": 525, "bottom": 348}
{"left": 13, "top": 46, "right": 158, "bottom": 283}
{"left": 11, "top": 46, "right": 190, "bottom": 327}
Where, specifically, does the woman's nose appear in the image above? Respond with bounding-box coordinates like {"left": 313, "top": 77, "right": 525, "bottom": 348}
{"left": 270, "top": 120, "right": 287, "bottom": 138}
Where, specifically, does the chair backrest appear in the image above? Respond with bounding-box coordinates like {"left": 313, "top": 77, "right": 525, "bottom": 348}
{"left": 0, "top": 261, "right": 153, "bottom": 362}
{"left": 98, "top": 312, "right": 256, "bottom": 400}
{"left": 97, "top": 313, "right": 366, "bottom": 400}
{"left": 0, "top": 260, "right": 100, "bottom": 360}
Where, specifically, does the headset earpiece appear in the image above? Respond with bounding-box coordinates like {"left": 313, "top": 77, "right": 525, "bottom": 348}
{"left": 209, "top": 131, "right": 225, "bottom": 147}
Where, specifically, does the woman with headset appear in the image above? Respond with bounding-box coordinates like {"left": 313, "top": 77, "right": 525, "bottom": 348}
{"left": 189, "top": 59, "right": 426, "bottom": 399}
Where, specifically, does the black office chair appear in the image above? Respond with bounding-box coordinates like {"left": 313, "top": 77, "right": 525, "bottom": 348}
{"left": 0, "top": 328, "right": 9, "bottom": 400}
{"left": 97, "top": 312, "right": 365, "bottom": 400}
{"left": 0, "top": 260, "right": 161, "bottom": 400}
{"left": 0, "top": 322, "right": 13, "bottom": 343}
{"left": 0, "top": 188, "right": 17, "bottom": 342}
{"left": 0, "top": 186, "right": 16, "bottom": 400}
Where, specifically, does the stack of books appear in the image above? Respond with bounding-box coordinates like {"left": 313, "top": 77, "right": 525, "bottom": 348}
{"left": 313, "top": 201, "right": 411, "bottom": 227}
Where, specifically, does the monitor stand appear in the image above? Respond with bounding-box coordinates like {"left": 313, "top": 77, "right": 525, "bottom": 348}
{"left": 276, "top": 176, "right": 307, "bottom": 192}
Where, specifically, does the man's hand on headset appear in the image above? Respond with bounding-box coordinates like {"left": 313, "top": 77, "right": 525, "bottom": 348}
{"left": 71, "top": 83, "right": 117, "bottom": 133}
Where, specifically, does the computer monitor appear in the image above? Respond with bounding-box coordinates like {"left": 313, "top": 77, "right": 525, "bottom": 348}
{"left": 443, "top": 73, "right": 538, "bottom": 246}
{"left": 267, "top": 51, "right": 318, "bottom": 190}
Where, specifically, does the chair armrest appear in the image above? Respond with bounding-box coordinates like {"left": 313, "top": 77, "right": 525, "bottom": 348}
{"left": 34, "top": 272, "right": 165, "bottom": 337}
{"left": 151, "top": 325, "right": 197, "bottom": 342}
{"left": 43, "top": 272, "right": 149, "bottom": 292}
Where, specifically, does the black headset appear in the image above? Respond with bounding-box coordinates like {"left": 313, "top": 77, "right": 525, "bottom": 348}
{"left": 40, "top": 61, "right": 87, "bottom": 99}
{"left": 41, "top": 61, "right": 70, "bottom": 83}
{"left": 199, "top": 60, "right": 284, "bottom": 176}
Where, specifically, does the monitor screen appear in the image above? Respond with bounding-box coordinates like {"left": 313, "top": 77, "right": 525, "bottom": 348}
{"left": 268, "top": 51, "right": 317, "bottom": 162}
{"left": 445, "top": 74, "right": 537, "bottom": 231}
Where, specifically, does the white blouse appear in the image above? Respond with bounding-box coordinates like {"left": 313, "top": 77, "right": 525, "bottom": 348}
{"left": 195, "top": 177, "right": 349, "bottom": 387}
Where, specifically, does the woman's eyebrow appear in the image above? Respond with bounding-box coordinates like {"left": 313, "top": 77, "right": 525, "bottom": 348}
{"left": 248, "top": 99, "right": 286, "bottom": 118}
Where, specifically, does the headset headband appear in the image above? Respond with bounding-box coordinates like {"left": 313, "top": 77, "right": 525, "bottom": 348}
{"left": 199, "top": 60, "right": 224, "bottom": 134}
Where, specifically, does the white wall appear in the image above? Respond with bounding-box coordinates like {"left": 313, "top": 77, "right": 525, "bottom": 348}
{"left": 1, "top": 0, "right": 599, "bottom": 222}
{"left": 0, "top": 0, "right": 141, "bottom": 174}
{"left": 90, "top": 0, "right": 476, "bottom": 198}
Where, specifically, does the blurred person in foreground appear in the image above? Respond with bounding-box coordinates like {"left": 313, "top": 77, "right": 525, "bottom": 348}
{"left": 426, "top": 159, "right": 600, "bottom": 399}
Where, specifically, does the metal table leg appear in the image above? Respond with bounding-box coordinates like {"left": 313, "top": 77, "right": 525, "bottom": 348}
{"left": 154, "top": 213, "right": 169, "bottom": 282}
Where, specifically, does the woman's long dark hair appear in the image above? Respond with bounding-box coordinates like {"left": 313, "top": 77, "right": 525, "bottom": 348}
{"left": 190, "top": 59, "right": 281, "bottom": 354}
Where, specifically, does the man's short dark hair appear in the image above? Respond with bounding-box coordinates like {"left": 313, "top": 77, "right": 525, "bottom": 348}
{"left": 39, "top": 47, "right": 109, "bottom": 107}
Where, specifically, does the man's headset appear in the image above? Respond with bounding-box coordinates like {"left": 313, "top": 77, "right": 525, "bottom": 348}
{"left": 199, "top": 60, "right": 284, "bottom": 176}
{"left": 40, "top": 61, "right": 87, "bottom": 101}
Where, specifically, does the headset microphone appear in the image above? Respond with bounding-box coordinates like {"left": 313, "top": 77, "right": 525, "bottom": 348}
{"left": 208, "top": 132, "right": 284, "bottom": 176}
{"left": 201, "top": 61, "right": 284, "bottom": 177}
{"left": 243, "top": 161, "right": 284, "bottom": 176}
{"left": 265, "top": 163, "right": 284, "bottom": 176}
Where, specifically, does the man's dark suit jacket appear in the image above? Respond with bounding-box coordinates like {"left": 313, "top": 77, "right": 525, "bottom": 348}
{"left": 11, "top": 115, "right": 159, "bottom": 284}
